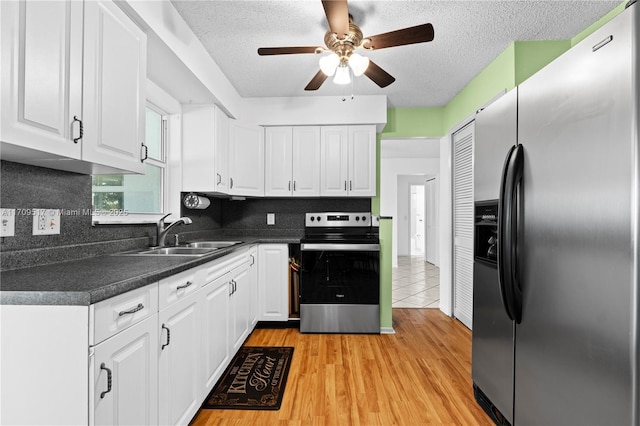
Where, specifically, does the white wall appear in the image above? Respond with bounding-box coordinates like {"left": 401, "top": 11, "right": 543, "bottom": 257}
{"left": 241, "top": 96, "right": 387, "bottom": 130}
{"left": 439, "top": 135, "right": 453, "bottom": 316}
{"left": 380, "top": 157, "right": 439, "bottom": 268}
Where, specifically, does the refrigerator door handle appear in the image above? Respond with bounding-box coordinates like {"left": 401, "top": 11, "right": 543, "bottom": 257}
{"left": 498, "top": 144, "right": 524, "bottom": 323}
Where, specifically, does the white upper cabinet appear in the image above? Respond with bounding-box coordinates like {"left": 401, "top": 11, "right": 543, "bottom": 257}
{"left": 292, "top": 127, "right": 321, "bottom": 196}
{"left": 81, "top": 0, "right": 147, "bottom": 174}
{"left": 229, "top": 121, "right": 264, "bottom": 197}
{"left": 0, "top": 0, "right": 146, "bottom": 174}
{"left": 1, "top": 0, "right": 83, "bottom": 160}
{"left": 264, "top": 127, "right": 293, "bottom": 196}
{"left": 347, "top": 125, "right": 377, "bottom": 197}
{"left": 182, "top": 105, "right": 230, "bottom": 194}
{"left": 265, "top": 126, "right": 321, "bottom": 197}
{"left": 320, "top": 125, "right": 376, "bottom": 197}
{"left": 320, "top": 126, "right": 349, "bottom": 196}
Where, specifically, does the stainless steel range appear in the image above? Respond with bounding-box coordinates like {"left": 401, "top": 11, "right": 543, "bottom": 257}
{"left": 299, "top": 212, "right": 380, "bottom": 334}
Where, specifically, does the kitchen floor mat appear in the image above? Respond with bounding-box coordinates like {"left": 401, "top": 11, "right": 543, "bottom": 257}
{"left": 202, "top": 346, "right": 294, "bottom": 410}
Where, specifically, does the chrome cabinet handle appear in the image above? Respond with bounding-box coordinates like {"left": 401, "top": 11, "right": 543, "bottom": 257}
{"left": 100, "top": 363, "right": 112, "bottom": 399}
{"left": 72, "top": 116, "right": 83, "bottom": 143}
{"left": 161, "top": 324, "right": 171, "bottom": 350}
{"left": 344, "top": 181, "right": 347, "bottom": 191}
{"left": 176, "top": 281, "right": 193, "bottom": 290}
{"left": 349, "top": 180, "right": 352, "bottom": 191}
{"left": 288, "top": 181, "right": 291, "bottom": 191}
{"left": 293, "top": 181, "right": 296, "bottom": 191}
{"left": 118, "top": 303, "right": 143, "bottom": 316}
{"left": 230, "top": 178, "right": 234, "bottom": 189}
{"left": 140, "top": 143, "right": 148, "bottom": 163}
{"left": 217, "top": 173, "right": 222, "bottom": 185}
{"left": 250, "top": 254, "right": 255, "bottom": 266}
{"left": 229, "top": 281, "right": 234, "bottom": 296}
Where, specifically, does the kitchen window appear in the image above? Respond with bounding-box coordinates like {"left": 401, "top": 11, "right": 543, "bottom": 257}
{"left": 92, "top": 105, "right": 167, "bottom": 216}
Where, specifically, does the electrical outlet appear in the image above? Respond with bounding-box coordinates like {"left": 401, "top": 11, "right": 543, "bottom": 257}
{"left": 267, "top": 213, "right": 275, "bottom": 225}
{"left": 0, "top": 209, "right": 16, "bottom": 237}
{"left": 32, "top": 209, "right": 61, "bottom": 235}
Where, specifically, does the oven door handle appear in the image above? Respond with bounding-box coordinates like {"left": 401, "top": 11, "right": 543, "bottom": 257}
{"left": 301, "top": 243, "right": 380, "bottom": 251}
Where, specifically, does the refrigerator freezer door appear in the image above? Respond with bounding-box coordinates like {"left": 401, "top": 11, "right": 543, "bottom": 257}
{"left": 516, "top": 7, "right": 637, "bottom": 425}
{"left": 472, "top": 261, "right": 515, "bottom": 424}
{"left": 474, "top": 89, "right": 518, "bottom": 202}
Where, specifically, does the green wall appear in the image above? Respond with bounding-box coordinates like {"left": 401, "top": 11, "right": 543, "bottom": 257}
{"left": 379, "top": 218, "right": 393, "bottom": 329}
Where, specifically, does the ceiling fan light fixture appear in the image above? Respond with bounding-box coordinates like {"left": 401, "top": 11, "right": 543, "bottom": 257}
{"left": 348, "top": 53, "right": 369, "bottom": 76}
{"left": 319, "top": 52, "right": 340, "bottom": 76}
{"left": 333, "top": 62, "right": 351, "bottom": 85}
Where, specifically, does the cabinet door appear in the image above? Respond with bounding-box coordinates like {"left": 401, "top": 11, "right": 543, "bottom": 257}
{"left": 292, "top": 126, "right": 321, "bottom": 197}
{"left": 348, "top": 125, "right": 377, "bottom": 196}
{"left": 265, "top": 127, "right": 293, "bottom": 196}
{"left": 93, "top": 315, "right": 158, "bottom": 426}
{"left": 201, "top": 275, "right": 230, "bottom": 396}
{"left": 258, "top": 244, "right": 289, "bottom": 322}
{"left": 82, "top": 0, "right": 146, "bottom": 174}
{"left": 230, "top": 262, "right": 251, "bottom": 352}
{"left": 0, "top": 0, "right": 82, "bottom": 159}
{"left": 214, "top": 106, "right": 230, "bottom": 192}
{"left": 158, "top": 292, "right": 202, "bottom": 426}
{"left": 229, "top": 121, "right": 264, "bottom": 196}
{"left": 248, "top": 246, "right": 259, "bottom": 327}
{"left": 320, "top": 126, "right": 349, "bottom": 196}
{"left": 182, "top": 105, "right": 230, "bottom": 193}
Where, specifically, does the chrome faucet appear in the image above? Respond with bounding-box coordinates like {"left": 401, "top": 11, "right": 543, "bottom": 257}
{"left": 156, "top": 213, "right": 192, "bottom": 247}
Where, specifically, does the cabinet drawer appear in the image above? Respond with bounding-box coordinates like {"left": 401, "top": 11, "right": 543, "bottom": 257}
{"left": 159, "top": 267, "right": 206, "bottom": 310}
{"left": 93, "top": 283, "right": 158, "bottom": 345}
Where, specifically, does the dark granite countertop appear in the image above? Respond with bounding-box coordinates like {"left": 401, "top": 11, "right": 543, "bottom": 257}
{"left": 0, "top": 235, "right": 301, "bottom": 306}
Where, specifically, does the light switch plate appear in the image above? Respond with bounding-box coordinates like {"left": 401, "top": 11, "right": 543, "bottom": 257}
{"left": 32, "top": 209, "right": 61, "bottom": 235}
{"left": 267, "top": 213, "right": 275, "bottom": 225}
{"left": 0, "top": 209, "right": 16, "bottom": 237}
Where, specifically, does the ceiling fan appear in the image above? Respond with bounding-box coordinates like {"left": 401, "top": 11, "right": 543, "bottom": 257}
{"left": 257, "top": 0, "right": 435, "bottom": 91}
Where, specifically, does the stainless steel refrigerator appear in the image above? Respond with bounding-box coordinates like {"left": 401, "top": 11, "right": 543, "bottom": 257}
{"left": 472, "top": 2, "right": 638, "bottom": 425}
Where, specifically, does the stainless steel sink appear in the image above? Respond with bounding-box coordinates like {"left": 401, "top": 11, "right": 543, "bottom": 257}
{"left": 131, "top": 247, "right": 216, "bottom": 256}
{"left": 185, "top": 241, "right": 242, "bottom": 249}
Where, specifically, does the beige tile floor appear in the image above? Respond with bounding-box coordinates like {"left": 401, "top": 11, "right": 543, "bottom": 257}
{"left": 392, "top": 256, "right": 440, "bottom": 308}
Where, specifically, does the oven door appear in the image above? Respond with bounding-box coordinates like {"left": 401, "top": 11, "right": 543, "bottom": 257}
{"left": 300, "top": 243, "right": 380, "bottom": 305}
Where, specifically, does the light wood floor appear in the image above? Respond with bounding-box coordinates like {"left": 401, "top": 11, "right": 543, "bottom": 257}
{"left": 191, "top": 309, "right": 492, "bottom": 426}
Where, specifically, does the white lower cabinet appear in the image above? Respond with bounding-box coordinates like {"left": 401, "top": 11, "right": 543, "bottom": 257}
{"left": 258, "top": 244, "right": 290, "bottom": 321}
{"left": 248, "top": 246, "right": 259, "bottom": 327}
{"left": 158, "top": 289, "right": 203, "bottom": 426}
{"left": 201, "top": 269, "right": 231, "bottom": 396}
{"left": 0, "top": 245, "right": 285, "bottom": 426}
{"left": 229, "top": 260, "right": 251, "bottom": 352}
{"left": 92, "top": 315, "right": 159, "bottom": 426}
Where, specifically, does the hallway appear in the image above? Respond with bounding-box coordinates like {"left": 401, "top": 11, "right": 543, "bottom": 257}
{"left": 392, "top": 256, "right": 440, "bottom": 308}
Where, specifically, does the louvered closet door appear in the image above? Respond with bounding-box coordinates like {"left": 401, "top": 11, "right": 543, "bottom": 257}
{"left": 452, "top": 122, "right": 474, "bottom": 329}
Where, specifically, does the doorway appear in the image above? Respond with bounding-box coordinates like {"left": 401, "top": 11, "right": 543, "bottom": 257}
{"left": 410, "top": 184, "right": 425, "bottom": 257}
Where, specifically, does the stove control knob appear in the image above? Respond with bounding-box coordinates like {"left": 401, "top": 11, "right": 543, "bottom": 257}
{"left": 317, "top": 216, "right": 321, "bottom": 222}
{"left": 355, "top": 216, "right": 360, "bottom": 221}
{"left": 310, "top": 216, "right": 315, "bottom": 221}
{"left": 362, "top": 216, "right": 367, "bottom": 222}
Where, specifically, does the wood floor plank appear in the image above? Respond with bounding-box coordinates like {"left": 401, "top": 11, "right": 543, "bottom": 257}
{"left": 191, "top": 309, "right": 492, "bottom": 426}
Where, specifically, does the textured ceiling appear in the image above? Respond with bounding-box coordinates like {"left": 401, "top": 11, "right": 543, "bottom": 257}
{"left": 170, "top": 0, "right": 620, "bottom": 108}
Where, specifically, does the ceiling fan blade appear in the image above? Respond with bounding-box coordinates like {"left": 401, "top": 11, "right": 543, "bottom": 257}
{"left": 364, "top": 60, "right": 395, "bottom": 88}
{"left": 321, "top": 0, "right": 349, "bottom": 38}
{"left": 258, "top": 46, "right": 319, "bottom": 55}
{"left": 304, "top": 70, "right": 329, "bottom": 91}
{"left": 364, "top": 23, "right": 434, "bottom": 50}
